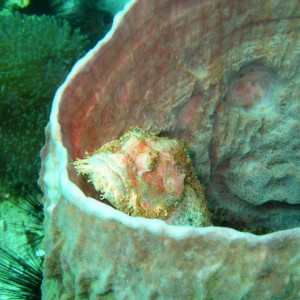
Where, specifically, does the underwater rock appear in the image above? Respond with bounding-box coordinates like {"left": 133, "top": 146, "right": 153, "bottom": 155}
{"left": 73, "top": 128, "right": 211, "bottom": 226}
{"left": 39, "top": 0, "right": 300, "bottom": 298}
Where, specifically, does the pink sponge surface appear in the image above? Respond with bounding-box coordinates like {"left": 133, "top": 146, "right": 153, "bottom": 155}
{"left": 227, "top": 65, "right": 279, "bottom": 117}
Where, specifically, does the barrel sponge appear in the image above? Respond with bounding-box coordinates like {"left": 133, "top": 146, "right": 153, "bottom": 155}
{"left": 0, "top": 12, "right": 88, "bottom": 103}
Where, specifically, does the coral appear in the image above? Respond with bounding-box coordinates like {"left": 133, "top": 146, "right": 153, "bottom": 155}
{"left": 0, "top": 12, "right": 88, "bottom": 184}
{"left": 0, "top": 0, "right": 31, "bottom": 13}
{"left": 0, "top": 13, "right": 87, "bottom": 103}
{"left": 0, "top": 1, "right": 129, "bottom": 47}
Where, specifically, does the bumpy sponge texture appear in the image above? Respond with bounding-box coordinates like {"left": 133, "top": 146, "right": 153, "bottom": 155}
{"left": 226, "top": 64, "right": 279, "bottom": 118}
